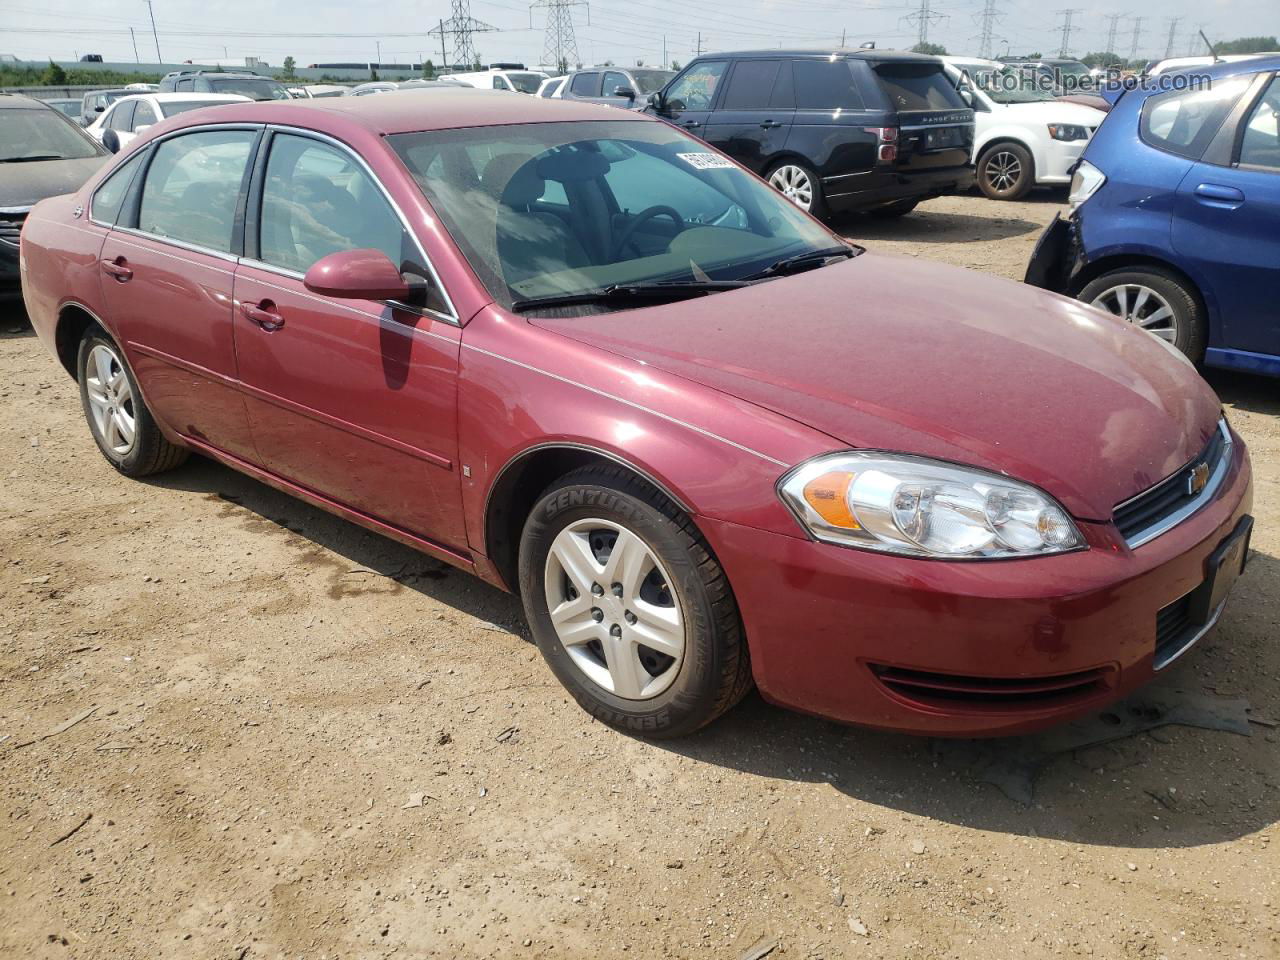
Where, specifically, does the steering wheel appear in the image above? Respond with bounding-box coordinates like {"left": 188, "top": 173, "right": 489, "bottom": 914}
{"left": 611, "top": 205, "right": 684, "bottom": 261}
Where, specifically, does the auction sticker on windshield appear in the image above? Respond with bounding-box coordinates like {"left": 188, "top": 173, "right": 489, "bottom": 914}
{"left": 677, "top": 152, "right": 736, "bottom": 170}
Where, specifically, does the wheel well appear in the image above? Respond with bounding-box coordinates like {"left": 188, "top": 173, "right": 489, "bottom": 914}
{"left": 54, "top": 305, "right": 97, "bottom": 378}
{"left": 1068, "top": 254, "right": 1206, "bottom": 309}
{"left": 977, "top": 137, "right": 1034, "bottom": 166}
{"left": 483, "top": 446, "right": 685, "bottom": 594}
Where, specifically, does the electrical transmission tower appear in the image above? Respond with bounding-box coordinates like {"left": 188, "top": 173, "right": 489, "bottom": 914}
{"left": 1055, "top": 9, "right": 1082, "bottom": 59}
{"left": 974, "top": 0, "right": 1002, "bottom": 60}
{"left": 1186, "top": 23, "right": 1205, "bottom": 56}
{"left": 1129, "top": 16, "right": 1144, "bottom": 60}
{"left": 1103, "top": 13, "right": 1125, "bottom": 59}
{"left": 1164, "top": 17, "right": 1183, "bottom": 58}
{"left": 901, "top": 0, "right": 948, "bottom": 48}
{"left": 428, "top": 0, "right": 497, "bottom": 70}
{"left": 530, "top": 0, "right": 588, "bottom": 73}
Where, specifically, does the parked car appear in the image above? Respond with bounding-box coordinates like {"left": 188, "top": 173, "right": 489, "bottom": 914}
{"left": 80, "top": 88, "right": 134, "bottom": 126}
{"left": 1026, "top": 56, "right": 1280, "bottom": 375}
{"left": 347, "top": 81, "right": 401, "bottom": 97}
{"left": 439, "top": 68, "right": 549, "bottom": 93}
{"left": 559, "top": 67, "right": 675, "bottom": 109}
{"left": 647, "top": 49, "right": 975, "bottom": 219}
{"left": 537, "top": 75, "right": 567, "bottom": 98}
{"left": 291, "top": 84, "right": 348, "bottom": 98}
{"left": 85, "top": 93, "right": 251, "bottom": 152}
{"left": 945, "top": 57, "right": 1105, "bottom": 199}
{"left": 19, "top": 91, "right": 1253, "bottom": 738}
{"left": 0, "top": 94, "right": 107, "bottom": 298}
{"left": 1002, "top": 59, "right": 1111, "bottom": 111}
{"left": 158, "top": 70, "right": 291, "bottom": 101}
{"left": 1143, "top": 54, "right": 1276, "bottom": 76}
{"left": 80, "top": 54, "right": 103, "bottom": 63}
{"left": 43, "top": 98, "right": 83, "bottom": 120}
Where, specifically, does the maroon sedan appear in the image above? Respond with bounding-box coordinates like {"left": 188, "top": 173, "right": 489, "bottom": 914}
{"left": 18, "top": 92, "right": 1253, "bottom": 738}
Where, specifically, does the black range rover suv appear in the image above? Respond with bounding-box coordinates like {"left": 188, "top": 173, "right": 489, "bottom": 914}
{"left": 647, "top": 49, "right": 975, "bottom": 219}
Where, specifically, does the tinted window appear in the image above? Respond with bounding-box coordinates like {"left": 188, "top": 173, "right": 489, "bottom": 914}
{"left": 873, "top": 63, "right": 965, "bottom": 111}
{"left": 138, "top": 129, "right": 255, "bottom": 252}
{"left": 793, "top": 59, "right": 864, "bottom": 110}
{"left": 259, "top": 134, "right": 410, "bottom": 277}
{"left": 570, "top": 72, "right": 600, "bottom": 96}
{"left": 107, "top": 100, "right": 136, "bottom": 132}
{"left": 1239, "top": 76, "right": 1280, "bottom": 170}
{"left": 505, "top": 72, "right": 544, "bottom": 94}
{"left": 175, "top": 78, "right": 195, "bottom": 92}
{"left": 133, "top": 101, "right": 158, "bottom": 128}
{"left": 91, "top": 151, "right": 146, "bottom": 225}
{"left": 631, "top": 70, "right": 674, "bottom": 95}
{"left": 603, "top": 71, "right": 631, "bottom": 96}
{"left": 1141, "top": 77, "right": 1252, "bottom": 160}
{"left": 665, "top": 61, "right": 727, "bottom": 111}
{"left": 721, "top": 60, "right": 781, "bottom": 109}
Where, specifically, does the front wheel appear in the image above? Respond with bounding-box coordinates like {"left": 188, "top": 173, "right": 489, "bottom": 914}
{"left": 976, "top": 142, "right": 1034, "bottom": 200}
{"left": 1076, "top": 267, "right": 1206, "bottom": 363}
{"left": 766, "top": 161, "right": 827, "bottom": 219}
{"left": 518, "top": 465, "right": 752, "bottom": 738}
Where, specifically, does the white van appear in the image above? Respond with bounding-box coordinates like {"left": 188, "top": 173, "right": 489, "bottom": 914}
{"left": 439, "top": 68, "right": 548, "bottom": 94}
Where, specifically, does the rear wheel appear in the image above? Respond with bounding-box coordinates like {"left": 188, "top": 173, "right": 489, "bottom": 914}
{"left": 519, "top": 465, "right": 752, "bottom": 738}
{"left": 977, "top": 142, "right": 1034, "bottom": 200}
{"left": 77, "top": 327, "right": 188, "bottom": 476}
{"left": 767, "top": 160, "right": 827, "bottom": 219}
{"left": 1076, "top": 267, "right": 1207, "bottom": 363}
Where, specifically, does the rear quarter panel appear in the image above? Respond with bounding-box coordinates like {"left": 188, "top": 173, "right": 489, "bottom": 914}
{"left": 19, "top": 194, "right": 108, "bottom": 360}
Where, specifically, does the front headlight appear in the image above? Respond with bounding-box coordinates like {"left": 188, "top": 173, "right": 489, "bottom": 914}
{"left": 1048, "top": 123, "right": 1090, "bottom": 141}
{"left": 778, "top": 452, "right": 1084, "bottom": 559}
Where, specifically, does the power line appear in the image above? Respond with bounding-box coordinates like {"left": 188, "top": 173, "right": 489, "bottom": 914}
{"left": 901, "top": 0, "right": 947, "bottom": 48}
{"left": 974, "top": 0, "right": 1002, "bottom": 60}
{"left": 1164, "top": 16, "right": 1183, "bottom": 59}
{"left": 1128, "top": 15, "right": 1144, "bottom": 60}
{"left": 530, "top": 0, "right": 586, "bottom": 72}
{"left": 428, "top": 0, "right": 497, "bottom": 70}
{"left": 1103, "top": 13, "right": 1125, "bottom": 58}
{"left": 1054, "top": 8, "right": 1081, "bottom": 59}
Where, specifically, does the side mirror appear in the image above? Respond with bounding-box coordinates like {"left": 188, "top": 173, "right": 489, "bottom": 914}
{"left": 101, "top": 129, "right": 121, "bottom": 154}
{"left": 646, "top": 91, "right": 664, "bottom": 111}
{"left": 94, "top": 104, "right": 105, "bottom": 113}
{"left": 303, "top": 249, "right": 411, "bottom": 301}
{"left": 134, "top": 124, "right": 152, "bottom": 135}
{"left": 614, "top": 85, "right": 636, "bottom": 99}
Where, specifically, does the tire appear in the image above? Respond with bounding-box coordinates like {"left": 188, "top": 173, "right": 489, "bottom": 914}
{"left": 976, "top": 142, "right": 1034, "bottom": 200}
{"left": 766, "top": 160, "right": 827, "bottom": 219}
{"left": 77, "top": 326, "right": 188, "bottom": 477}
{"left": 518, "top": 464, "right": 752, "bottom": 738}
{"left": 1076, "top": 267, "right": 1207, "bottom": 364}
{"left": 869, "top": 199, "right": 920, "bottom": 219}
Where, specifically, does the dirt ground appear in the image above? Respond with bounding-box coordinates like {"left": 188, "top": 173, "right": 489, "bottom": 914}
{"left": 2, "top": 190, "right": 1277, "bottom": 960}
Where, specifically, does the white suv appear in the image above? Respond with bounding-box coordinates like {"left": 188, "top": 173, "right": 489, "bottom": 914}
{"left": 944, "top": 57, "right": 1106, "bottom": 200}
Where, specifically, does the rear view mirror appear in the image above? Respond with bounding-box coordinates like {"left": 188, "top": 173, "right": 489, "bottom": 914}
{"left": 101, "top": 129, "right": 121, "bottom": 154}
{"left": 303, "top": 249, "right": 411, "bottom": 301}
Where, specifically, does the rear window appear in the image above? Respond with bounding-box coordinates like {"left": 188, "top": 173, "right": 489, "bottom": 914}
{"left": 792, "top": 59, "right": 864, "bottom": 110}
{"left": 207, "top": 77, "right": 290, "bottom": 101}
{"left": 873, "top": 63, "right": 966, "bottom": 111}
{"left": 1140, "top": 77, "right": 1253, "bottom": 160}
{"left": 160, "top": 99, "right": 235, "bottom": 118}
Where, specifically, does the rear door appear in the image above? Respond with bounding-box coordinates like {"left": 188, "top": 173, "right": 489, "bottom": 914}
{"left": 656, "top": 60, "right": 728, "bottom": 140}
{"left": 702, "top": 59, "right": 795, "bottom": 174}
{"left": 786, "top": 57, "right": 879, "bottom": 188}
{"left": 869, "top": 60, "right": 974, "bottom": 171}
{"left": 1172, "top": 72, "right": 1280, "bottom": 359}
{"left": 97, "top": 126, "right": 261, "bottom": 462}
{"left": 232, "top": 129, "right": 467, "bottom": 548}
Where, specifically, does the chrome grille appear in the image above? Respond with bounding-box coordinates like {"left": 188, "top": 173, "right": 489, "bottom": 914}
{"left": 1114, "top": 419, "right": 1231, "bottom": 549}
{"left": 0, "top": 211, "right": 27, "bottom": 248}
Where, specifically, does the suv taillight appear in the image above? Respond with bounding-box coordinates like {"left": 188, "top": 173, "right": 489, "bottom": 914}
{"left": 865, "top": 127, "right": 899, "bottom": 164}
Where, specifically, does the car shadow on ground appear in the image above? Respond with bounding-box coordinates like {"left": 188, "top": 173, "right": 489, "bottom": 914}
{"left": 1210, "top": 368, "right": 1280, "bottom": 417}
{"left": 0, "top": 303, "right": 32, "bottom": 338}
{"left": 836, "top": 209, "right": 1045, "bottom": 244}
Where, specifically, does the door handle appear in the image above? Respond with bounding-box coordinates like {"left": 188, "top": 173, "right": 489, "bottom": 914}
{"left": 1194, "top": 182, "right": 1245, "bottom": 207}
{"left": 759, "top": 119, "right": 783, "bottom": 129}
{"left": 681, "top": 120, "right": 701, "bottom": 129}
{"left": 240, "top": 299, "right": 285, "bottom": 332}
{"left": 100, "top": 256, "right": 133, "bottom": 282}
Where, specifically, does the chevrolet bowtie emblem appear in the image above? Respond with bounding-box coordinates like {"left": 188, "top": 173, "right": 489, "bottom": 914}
{"left": 1187, "top": 461, "right": 1210, "bottom": 496}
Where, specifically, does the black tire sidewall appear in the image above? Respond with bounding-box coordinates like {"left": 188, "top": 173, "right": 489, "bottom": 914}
{"left": 518, "top": 480, "right": 728, "bottom": 737}
{"left": 76, "top": 328, "right": 161, "bottom": 475}
{"left": 1077, "top": 268, "right": 1207, "bottom": 363}
{"left": 977, "top": 142, "right": 1034, "bottom": 200}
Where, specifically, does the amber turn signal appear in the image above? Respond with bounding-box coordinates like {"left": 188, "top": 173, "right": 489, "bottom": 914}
{"left": 802, "top": 471, "right": 860, "bottom": 529}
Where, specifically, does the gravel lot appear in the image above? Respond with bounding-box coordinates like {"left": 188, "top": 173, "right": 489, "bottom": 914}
{"left": 2, "top": 191, "right": 1277, "bottom": 960}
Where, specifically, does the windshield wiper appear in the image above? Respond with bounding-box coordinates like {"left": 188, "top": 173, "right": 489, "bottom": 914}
{"left": 0, "top": 154, "right": 71, "bottom": 163}
{"left": 745, "top": 245, "right": 859, "bottom": 280}
{"left": 510, "top": 279, "right": 751, "bottom": 313}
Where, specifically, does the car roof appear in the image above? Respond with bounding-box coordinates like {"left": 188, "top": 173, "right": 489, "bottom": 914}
{"left": 1188, "top": 54, "right": 1280, "bottom": 78}
{"left": 185, "top": 88, "right": 654, "bottom": 135}
{"left": 694, "top": 48, "right": 943, "bottom": 63}
{"left": 125, "top": 92, "right": 252, "bottom": 102}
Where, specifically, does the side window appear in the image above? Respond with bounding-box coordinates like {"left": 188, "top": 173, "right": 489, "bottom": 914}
{"left": 1239, "top": 76, "right": 1280, "bottom": 171}
{"left": 603, "top": 71, "right": 631, "bottom": 97}
{"left": 107, "top": 101, "right": 136, "bottom": 132}
{"left": 721, "top": 60, "right": 782, "bottom": 109}
{"left": 138, "top": 129, "right": 255, "bottom": 252}
{"left": 492, "top": 76, "right": 506, "bottom": 90}
{"left": 1141, "top": 77, "right": 1253, "bottom": 160}
{"left": 175, "top": 78, "right": 195, "bottom": 92}
{"left": 793, "top": 59, "right": 865, "bottom": 110}
{"left": 132, "top": 101, "right": 158, "bottom": 129}
{"left": 90, "top": 151, "right": 146, "bottom": 225}
{"left": 664, "top": 60, "right": 727, "bottom": 111}
{"left": 569, "top": 72, "right": 600, "bottom": 97}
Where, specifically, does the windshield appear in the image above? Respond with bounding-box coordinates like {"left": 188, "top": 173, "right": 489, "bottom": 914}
{"left": 631, "top": 69, "right": 674, "bottom": 94}
{"left": 160, "top": 99, "right": 239, "bottom": 118}
{"left": 389, "top": 120, "right": 838, "bottom": 311}
{"left": 504, "top": 72, "right": 545, "bottom": 94}
{"left": 1054, "top": 61, "right": 1092, "bottom": 79}
{"left": 969, "top": 66, "right": 1057, "bottom": 104}
{"left": 207, "top": 78, "right": 290, "bottom": 101}
{"left": 0, "top": 108, "right": 103, "bottom": 161}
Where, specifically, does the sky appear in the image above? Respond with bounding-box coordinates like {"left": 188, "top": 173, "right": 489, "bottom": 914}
{"left": 4, "top": 0, "right": 1279, "bottom": 71}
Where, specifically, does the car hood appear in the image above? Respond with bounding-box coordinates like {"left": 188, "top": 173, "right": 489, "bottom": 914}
{"left": 529, "top": 253, "right": 1223, "bottom": 521}
{"left": 997, "top": 100, "right": 1107, "bottom": 125}
{"left": 0, "top": 155, "right": 108, "bottom": 209}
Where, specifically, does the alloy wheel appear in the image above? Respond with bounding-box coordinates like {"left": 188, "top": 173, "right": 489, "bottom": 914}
{"left": 543, "top": 518, "right": 685, "bottom": 700}
{"left": 985, "top": 150, "right": 1023, "bottom": 192}
{"left": 768, "top": 165, "right": 814, "bottom": 211}
{"left": 1090, "top": 283, "right": 1178, "bottom": 342}
{"left": 84, "top": 343, "right": 137, "bottom": 456}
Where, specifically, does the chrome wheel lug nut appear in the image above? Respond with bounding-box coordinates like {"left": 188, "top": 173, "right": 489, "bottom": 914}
{"left": 611, "top": 582, "right": 623, "bottom": 597}
{"left": 609, "top": 623, "right": 622, "bottom": 637}
{"left": 591, "top": 583, "right": 604, "bottom": 597}
{"left": 590, "top": 607, "right": 603, "bottom": 622}
{"left": 624, "top": 611, "right": 637, "bottom": 624}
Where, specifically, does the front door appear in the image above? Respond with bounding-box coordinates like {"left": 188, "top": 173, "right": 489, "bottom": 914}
{"left": 232, "top": 130, "right": 467, "bottom": 549}
{"left": 97, "top": 126, "right": 261, "bottom": 462}
{"left": 702, "top": 59, "right": 795, "bottom": 174}
{"left": 657, "top": 60, "right": 728, "bottom": 142}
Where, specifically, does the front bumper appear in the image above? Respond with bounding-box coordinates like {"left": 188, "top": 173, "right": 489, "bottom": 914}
{"left": 1038, "top": 137, "right": 1088, "bottom": 184}
{"left": 0, "top": 240, "right": 20, "bottom": 298}
{"left": 700, "top": 435, "right": 1253, "bottom": 736}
